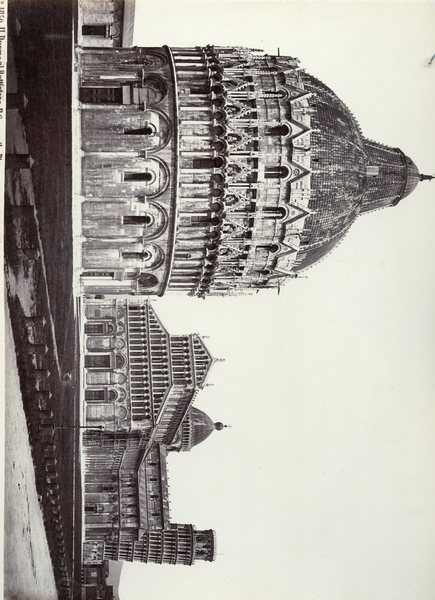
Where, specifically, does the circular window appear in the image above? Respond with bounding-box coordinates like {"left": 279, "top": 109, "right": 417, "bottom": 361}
{"left": 213, "top": 125, "right": 225, "bottom": 137}
{"left": 211, "top": 201, "right": 223, "bottom": 213}
{"left": 212, "top": 97, "right": 225, "bottom": 108}
{"left": 210, "top": 74, "right": 223, "bottom": 84}
{"left": 214, "top": 110, "right": 226, "bottom": 123}
{"left": 214, "top": 156, "right": 225, "bottom": 169}
{"left": 212, "top": 173, "right": 225, "bottom": 184}
{"left": 210, "top": 216, "right": 222, "bottom": 227}
{"left": 211, "top": 84, "right": 224, "bottom": 95}
{"left": 212, "top": 187, "right": 224, "bottom": 198}
{"left": 214, "top": 140, "right": 226, "bottom": 152}
{"left": 137, "top": 273, "right": 158, "bottom": 289}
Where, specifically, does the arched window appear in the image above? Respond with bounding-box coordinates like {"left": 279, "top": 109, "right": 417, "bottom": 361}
{"left": 123, "top": 215, "right": 153, "bottom": 225}
{"left": 115, "top": 354, "right": 126, "bottom": 369}
{"left": 85, "top": 503, "right": 104, "bottom": 514}
{"left": 189, "top": 85, "right": 211, "bottom": 95}
{"left": 265, "top": 166, "right": 289, "bottom": 179}
{"left": 124, "top": 172, "right": 153, "bottom": 182}
{"left": 262, "top": 206, "right": 287, "bottom": 220}
{"left": 86, "top": 336, "right": 112, "bottom": 352}
{"left": 265, "top": 124, "right": 290, "bottom": 137}
{"left": 122, "top": 251, "right": 152, "bottom": 261}
{"left": 85, "top": 354, "right": 111, "bottom": 369}
{"left": 85, "top": 389, "right": 106, "bottom": 403}
{"left": 106, "top": 322, "right": 115, "bottom": 334}
{"left": 192, "top": 157, "right": 224, "bottom": 169}
{"left": 82, "top": 24, "right": 107, "bottom": 37}
{"left": 108, "top": 389, "right": 118, "bottom": 402}
{"left": 141, "top": 75, "right": 168, "bottom": 104}
{"left": 124, "top": 124, "right": 155, "bottom": 136}
{"left": 102, "top": 484, "right": 117, "bottom": 493}
{"left": 83, "top": 318, "right": 115, "bottom": 335}
{"left": 84, "top": 322, "right": 105, "bottom": 335}
{"left": 213, "top": 125, "right": 226, "bottom": 137}
{"left": 79, "top": 87, "right": 122, "bottom": 104}
{"left": 213, "top": 140, "right": 226, "bottom": 152}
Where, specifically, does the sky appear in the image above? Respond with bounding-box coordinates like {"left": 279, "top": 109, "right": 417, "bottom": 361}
{"left": 118, "top": 3, "right": 435, "bottom": 599}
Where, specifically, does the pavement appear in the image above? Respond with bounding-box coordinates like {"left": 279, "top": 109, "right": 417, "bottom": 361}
{"left": 4, "top": 2, "right": 82, "bottom": 598}
{"left": 4, "top": 306, "right": 58, "bottom": 600}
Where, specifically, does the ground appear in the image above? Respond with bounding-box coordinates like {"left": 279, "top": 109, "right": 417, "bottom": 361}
{"left": 4, "top": 307, "right": 58, "bottom": 600}
{"left": 8, "top": 0, "right": 74, "bottom": 355}
{"left": 4, "top": 1, "right": 82, "bottom": 599}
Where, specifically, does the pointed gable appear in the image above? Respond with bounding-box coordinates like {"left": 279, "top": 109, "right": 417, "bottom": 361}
{"left": 275, "top": 239, "right": 299, "bottom": 259}
{"left": 283, "top": 202, "right": 312, "bottom": 225}
{"left": 286, "top": 118, "right": 311, "bottom": 141}
{"left": 287, "top": 160, "right": 311, "bottom": 183}
{"left": 144, "top": 302, "right": 173, "bottom": 403}
{"left": 192, "top": 334, "right": 214, "bottom": 388}
{"left": 283, "top": 82, "right": 313, "bottom": 104}
{"left": 146, "top": 303, "right": 169, "bottom": 339}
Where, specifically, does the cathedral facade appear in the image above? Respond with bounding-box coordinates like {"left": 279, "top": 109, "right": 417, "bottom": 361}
{"left": 73, "top": 43, "right": 427, "bottom": 298}
{"left": 80, "top": 298, "right": 221, "bottom": 567}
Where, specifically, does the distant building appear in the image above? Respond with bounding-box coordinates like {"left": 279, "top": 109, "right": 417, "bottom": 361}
{"left": 73, "top": 42, "right": 432, "bottom": 298}
{"left": 80, "top": 298, "right": 223, "bottom": 568}
{"left": 77, "top": 0, "right": 135, "bottom": 48}
{"left": 82, "top": 561, "right": 113, "bottom": 599}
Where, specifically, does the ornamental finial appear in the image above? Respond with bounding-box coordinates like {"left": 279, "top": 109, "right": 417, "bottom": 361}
{"left": 419, "top": 174, "right": 435, "bottom": 182}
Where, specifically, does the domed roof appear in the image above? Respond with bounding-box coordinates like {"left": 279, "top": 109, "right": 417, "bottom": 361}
{"left": 180, "top": 408, "right": 222, "bottom": 451}
{"left": 401, "top": 155, "right": 421, "bottom": 200}
{"left": 289, "top": 74, "right": 365, "bottom": 270}
{"left": 160, "top": 45, "right": 426, "bottom": 296}
{"left": 291, "top": 72, "right": 420, "bottom": 271}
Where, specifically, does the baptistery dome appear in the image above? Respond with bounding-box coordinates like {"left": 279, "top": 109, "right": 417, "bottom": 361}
{"left": 288, "top": 73, "right": 422, "bottom": 271}
{"left": 75, "top": 45, "right": 430, "bottom": 298}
